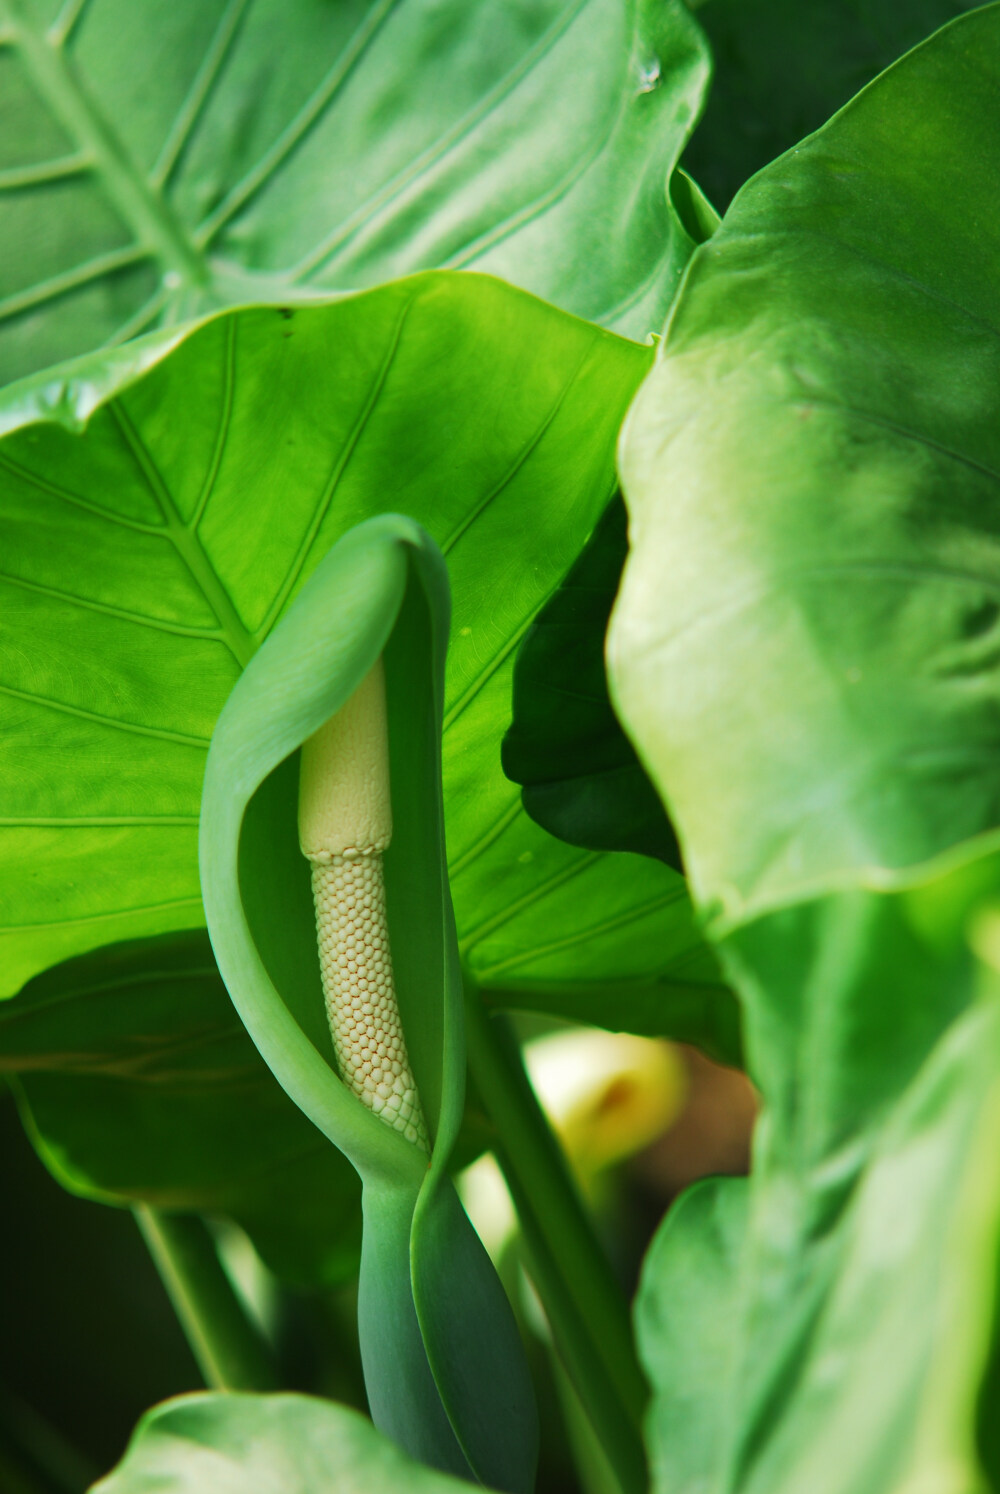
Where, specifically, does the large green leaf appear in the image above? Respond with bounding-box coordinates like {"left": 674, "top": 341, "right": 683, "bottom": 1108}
{"left": 610, "top": 3, "right": 1000, "bottom": 929}
{"left": 0, "top": 271, "right": 716, "bottom": 1040}
{"left": 684, "top": 0, "right": 986, "bottom": 210}
{"left": 0, "top": 0, "right": 709, "bottom": 382}
{"left": 92, "top": 1392, "right": 480, "bottom": 1494}
{"left": 636, "top": 840, "right": 1000, "bottom": 1494}
{"left": 0, "top": 931, "right": 363, "bottom": 1285}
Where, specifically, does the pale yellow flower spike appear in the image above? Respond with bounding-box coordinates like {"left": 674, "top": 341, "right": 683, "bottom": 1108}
{"left": 298, "top": 659, "right": 429, "bottom": 1152}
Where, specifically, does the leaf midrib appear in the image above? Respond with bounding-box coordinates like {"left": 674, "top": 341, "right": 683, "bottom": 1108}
{"left": 2, "top": 0, "right": 209, "bottom": 296}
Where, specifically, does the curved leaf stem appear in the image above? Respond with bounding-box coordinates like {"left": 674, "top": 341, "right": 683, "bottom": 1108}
{"left": 462, "top": 985, "right": 648, "bottom": 1494}
{"left": 134, "top": 1205, "right": 278, "bottom": 1393}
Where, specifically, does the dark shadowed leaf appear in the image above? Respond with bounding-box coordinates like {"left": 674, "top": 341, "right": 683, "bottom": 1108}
{"left": 0, "top": 931, "right": 362, "bottom": 1284}
{"left": 503, "top": 495, "right": 681, "bottom": 868}
{"left": 684, "top": 0, "right": 987, "bottom": 210}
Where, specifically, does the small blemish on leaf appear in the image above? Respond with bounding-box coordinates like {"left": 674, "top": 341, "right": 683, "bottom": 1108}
{"left": 636, "top": 57, "right": 660, "bottom": 93}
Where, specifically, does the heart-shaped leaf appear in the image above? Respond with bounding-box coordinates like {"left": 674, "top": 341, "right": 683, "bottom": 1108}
{"left": 0, "top": 272, "right": 715, "bottom": 1041}
{"left": 0, "top": 0, "right": 709, "bottom": 382}
{"left": 611, "top": 3, "right": 1000, "bottom": 928}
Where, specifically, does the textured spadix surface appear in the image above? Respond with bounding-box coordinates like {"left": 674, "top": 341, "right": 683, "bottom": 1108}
{"left": 300, "top": 663, "right": 428, "bottom": 1150}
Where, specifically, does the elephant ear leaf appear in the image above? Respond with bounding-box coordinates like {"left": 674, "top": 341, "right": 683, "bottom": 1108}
{"left": 199, "top": 514, "right": 537, "bottom": 1492}
{"left": 611, "top": 2, "right": 1000, "bottom": 927}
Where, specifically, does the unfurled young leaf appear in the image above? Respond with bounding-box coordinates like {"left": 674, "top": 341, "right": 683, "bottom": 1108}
{"left": 200, "top": 514, "right": 537, "bottom": 1489}
{"left": 0, "top": 0, "right": 710, "bottom": 384}
{"left": 637, "top": 841, "right": 1000, "bottom": 1494}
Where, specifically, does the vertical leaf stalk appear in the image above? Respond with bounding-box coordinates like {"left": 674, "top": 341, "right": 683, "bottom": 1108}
{"left": 462, "top": 987, "right": 648, "bottom": 1494}
{"left": 134, "top": 1206, "right": 278, "bottom": 1393}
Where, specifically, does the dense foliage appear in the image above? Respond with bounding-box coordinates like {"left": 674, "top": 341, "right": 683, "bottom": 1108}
{"left": 3, "top": 1, "right": 1000, "bottom": 1491}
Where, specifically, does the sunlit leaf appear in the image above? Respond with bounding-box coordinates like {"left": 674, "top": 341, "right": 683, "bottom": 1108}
{"left": 92, "top": 1392, "right": 481, "bottom": 1494}
{"left": 611, "top": 4, "right": 1000, "bottom": 927}
{"left": 0, "top": 271, "right": 714, "bottom": 1043}
{"left": 0, "top": 0, "right": 709, "bottom": 381}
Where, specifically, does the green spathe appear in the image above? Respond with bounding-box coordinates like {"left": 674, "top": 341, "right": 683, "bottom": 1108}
{"left": 200, "top": 514, "right": 537, "bottom": 1490}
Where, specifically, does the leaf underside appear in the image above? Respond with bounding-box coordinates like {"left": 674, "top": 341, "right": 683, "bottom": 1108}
{"left": 0, "top": 0, "right": 709, "bottom": 382}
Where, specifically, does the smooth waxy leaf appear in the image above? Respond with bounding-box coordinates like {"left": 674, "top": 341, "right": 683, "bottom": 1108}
{"left": 0, "top": 0, "right": 709, "bottom": 382}
{"left": 93, "top": 1392, "right": 480, "bottom": 1494}
{"left": 0, "top": 931, "right": 362, "bottom": 1285}
{"left": 503, "top": 494, "right": 682, "bottom": 868}
{"left": 637, "top": 841, "right": 1000, "bottom": 1494}
{"left": 0, "top": 272, "right": 714, "bottom": 1042}
{"left": 611, "top": 3, "right": 1000, "bottom": 928}
{"left": 200, "top": 514, "right": 537, "bottom": 1488}
{"left": 684, "top": 0, "right": 986, "bottom": 210}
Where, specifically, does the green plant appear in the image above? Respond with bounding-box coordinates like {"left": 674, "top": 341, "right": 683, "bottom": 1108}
{"left": 3, "top": 2, "right": 1000, "bottom": 1492}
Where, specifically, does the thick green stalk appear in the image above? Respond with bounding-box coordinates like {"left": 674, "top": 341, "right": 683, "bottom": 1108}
{"left": 463, "top": 988, "right": 648, "bottom": 1494}
{"left": 134, "top": 1206, "right": 278, "bottom": 1393}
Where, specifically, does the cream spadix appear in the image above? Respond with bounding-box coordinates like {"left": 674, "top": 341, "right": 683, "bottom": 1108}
{"left": 298, "top": 659, "right": 428, "bottom": 1151}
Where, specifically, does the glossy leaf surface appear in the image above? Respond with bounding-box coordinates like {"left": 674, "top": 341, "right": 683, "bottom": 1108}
{"left": 0, "top": 931, "right": 362, "bottom": 1284}
{"left": 637, "top": 842, "right": 1000, "bottom": 1494}
{"left": 200, "top": 514, "right": 537, "bottom": 1488}
{"left": 685, "top": 0, "right": 986, "bottom": 209}
{"left": 93, "top": 1392, "right": 480, "bottom": 1494}
{"left": 0, "top": 272, "right": 717, "bottom": 1041}
{"left": 611, "top": 3, "right": 1000, "bottom": 928}
{"left": 0, "top": 0, "right": 709, "bottom": 382}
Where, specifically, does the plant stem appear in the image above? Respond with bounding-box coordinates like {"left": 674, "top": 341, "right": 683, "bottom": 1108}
{"left": 134, "top": 1206, "right": 279, "bottom": 1392}
{"left": 462, "top": 987, "right": 649, "bottom": 1494}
